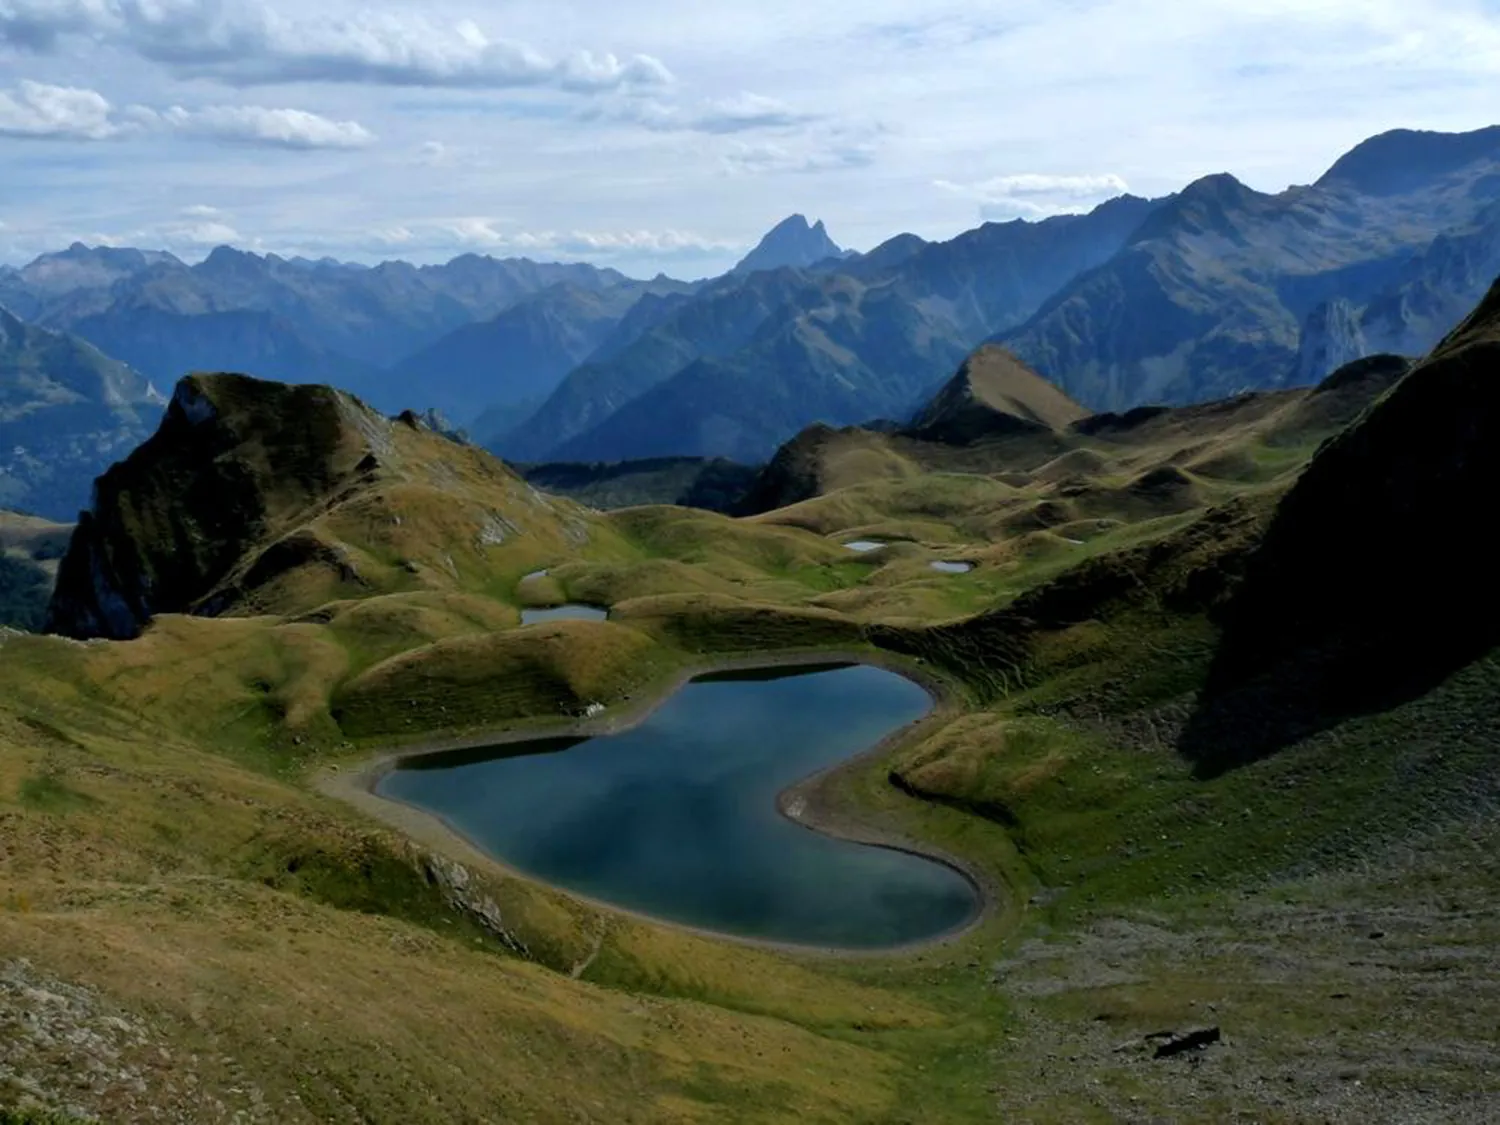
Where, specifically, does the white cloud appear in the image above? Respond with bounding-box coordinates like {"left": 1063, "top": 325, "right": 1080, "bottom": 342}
{"left": 595, "top": 91, "right": 820, "bottom": 134}
{"left": 0, "top": 80, "right": 375, "bottom": 149}
{"left": 442, "top": 218, "right": 735, "bottom": 258}
{"left": 0, "top": 79, "right": 129, "bottom": 140}
{"left": 169, "top": 219, "right": 241, "bottom": 244}
{"left": 0, "top": 0, "right": 674, "bottom": 91}
{"left": 934, "top": 172, "right": 1132, "bottom": 220}
{"left": 4, "top": 0, "right": 1499, "bottom": 277}
{"left": 158, "top": 105, "right": 375, "bottom": 149}
{"left": 720, "top": 125, "right": 883, "bottom": 176}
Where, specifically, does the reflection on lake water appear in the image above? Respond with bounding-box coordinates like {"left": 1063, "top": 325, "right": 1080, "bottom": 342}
{"left": 378, "top": 664, "right": 978, "bottom": 948}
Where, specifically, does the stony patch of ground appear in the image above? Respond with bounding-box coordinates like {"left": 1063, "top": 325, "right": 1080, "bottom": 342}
{"left": 0, "top": 959, "right": 276, "bottom": 1124}
{"left": 987, "top": 814, "right": 1500, "bottom": 1123}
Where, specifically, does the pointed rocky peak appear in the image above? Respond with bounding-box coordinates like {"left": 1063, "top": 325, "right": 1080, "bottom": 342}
{"left": 1316, "top": 125, "right": 1500, "bottom": 196}
{"left": 910, "top": 346, "right": 1090, "bottom": 444}
{"left": 46, "top": 373, "right": 386, "bottom": 640}
{"left": 732, "top": 214, "right": 845, "bottom": 275}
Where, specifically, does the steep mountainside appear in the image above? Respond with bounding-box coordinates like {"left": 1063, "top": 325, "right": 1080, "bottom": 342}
{"left": 1001, "top": 127, "right": 1500, "bottom": 409}
{"left": 732, "top": 214, "right": 845, "bottom": 275}
{"left": 63, "top": 303, "right": 381, "bottom": 397}
{"left": 48, "top": 373, "right": 603, "bottom": 640}
{"left": 857, "top": 194, "right": 1163, "bottom": 340}
{"left": 0, "top": 307, "right": 164, "bottom": 520}
{"left": 547, "top": 278, "right": 973, "bottom": 463}
{"left": 510, "top": 196, "right": 1158, "bottom": 463}
{"left": 1187, "top": 276, "right": 1500, "bottom": 771}
{"left": 379, "top": 277, "right": 695, "bottom": 425}
{"left": 498, "top": 269, "right": 822, "bottom": 459}
{"left": 1357, "top": 199, "right": 1500, "bottom": 359}
{"left": 910, "top": 346, "right": 1089, "bottom": 443}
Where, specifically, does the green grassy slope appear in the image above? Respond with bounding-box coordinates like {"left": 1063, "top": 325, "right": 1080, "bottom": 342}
{"left": 5, "top": 303, "right": 1500, "bottom": 1125}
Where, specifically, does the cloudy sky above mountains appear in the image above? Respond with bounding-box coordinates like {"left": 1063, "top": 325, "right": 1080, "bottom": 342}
{"left": 1, "top": 0, "right": 1497, "bottom": 275}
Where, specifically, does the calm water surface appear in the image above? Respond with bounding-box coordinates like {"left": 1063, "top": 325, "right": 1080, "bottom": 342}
{"left": 521, "top": 604, "right": 608, "bottom": 624}
{"left": 378, "top": 664, "right": 978, "bottom": 948}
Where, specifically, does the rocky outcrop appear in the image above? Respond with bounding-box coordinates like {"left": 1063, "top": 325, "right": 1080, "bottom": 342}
{"left": 47, "top": 373, "right": 380, "bottom": 639}
{"left": 1293, "top": 299, "right": 1370, "bottom": 385}
{"left": 733, "top": 423, "right": 841, "bottom": 515}
{"left": 732, "top": 215, "right": 845, "bottom": 275}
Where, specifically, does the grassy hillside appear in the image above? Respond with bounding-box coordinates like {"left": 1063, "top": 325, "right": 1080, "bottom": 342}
{"left": 0, "top": 511, "right": 70, "bottom": 630}
{"left": 5, "top": 318, "right": 1500, "bottom": 1124}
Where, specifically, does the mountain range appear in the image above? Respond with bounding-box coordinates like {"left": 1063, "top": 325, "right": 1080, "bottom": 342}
{"left": 999, "top": 127, "right": 1500, "bottom": 408}
{"left": 3, "top": 124, "right": 1499, "bottom": 517}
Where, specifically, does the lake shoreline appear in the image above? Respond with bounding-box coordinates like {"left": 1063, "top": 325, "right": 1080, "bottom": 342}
{"left": 316, "top": 647, "right": 1001, "bottom": 958}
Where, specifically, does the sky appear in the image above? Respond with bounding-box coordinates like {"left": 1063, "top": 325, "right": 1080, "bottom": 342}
{"left": 1, "top": 0, "right": 1498, "bottom": 277}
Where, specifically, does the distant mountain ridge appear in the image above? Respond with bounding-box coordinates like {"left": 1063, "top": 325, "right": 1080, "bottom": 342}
{"left": 377, "top": 276, "right": 698, "bottom": 427}
{"left": 502, "top": 194, "right": 1160, "bottom": 463}
{"left": 8, "top": 123, "right": 1500, "bottom": 493}
{"left": 999, "top": 127, "right": 1500, "bottom": 409}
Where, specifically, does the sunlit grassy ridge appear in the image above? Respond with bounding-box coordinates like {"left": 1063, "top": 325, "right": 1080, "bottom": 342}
{"left": 5, "top": 337, "right": 1499, "bottom": 1123}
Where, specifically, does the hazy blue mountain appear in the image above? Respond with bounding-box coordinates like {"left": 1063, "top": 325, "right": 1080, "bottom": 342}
{"left": 0, "top": 306, "right": 164, "bottom": 520}
{"left": 62, "top": 303, "right": 382, "bottom": 396}
{"left": 855, "top": 194, "right": 1162, "bottom": 339}
{"left": 732, "top": 215, "right": 846, "bottom": 275}
{"left": 547, "top": 278, "right": 972, "bottom": 463}
{"left": 23, "top": 247, "right": 635, "bottom": 378}
{"left": 509, "top": 194, "right": 1159, "bottom": 462}
{"left": 0, "top": 244, "right": 181, "bottom": 321}
{"left": 376, "top": 276, "right": 696, "bottom": 424}
{"left": 1000, "top": 127, "right": 1500, "bottom": 408}
{"left": 497, "top": 268, "right": 821, "bottom": 459}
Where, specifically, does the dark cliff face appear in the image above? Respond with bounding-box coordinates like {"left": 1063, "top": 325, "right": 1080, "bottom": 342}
{"left": 47, "top": 373, "right": 366, "bottom": 640}
{"left": 1183, "top": 277, "right": 1500, "bottom": 772}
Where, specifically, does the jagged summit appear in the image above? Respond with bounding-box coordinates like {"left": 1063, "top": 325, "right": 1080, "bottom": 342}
{"left": 732, "top": 214, "right": 845, "bottom": 275}
{"left": 910, "top": 345, "right": 1089, "bottom": 444}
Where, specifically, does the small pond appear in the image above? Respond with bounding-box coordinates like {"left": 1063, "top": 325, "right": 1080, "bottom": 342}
{"left": 521, "top": 604, "right": 609, "bottom": 624}
{"left": 930, "top": 561, "right": 974, "bottom": 574}
{"left": 843, "top": 540, "right": 887, "bottom": 553}
{"left": 378, "top": 664, "right": 979, "bottom": 949}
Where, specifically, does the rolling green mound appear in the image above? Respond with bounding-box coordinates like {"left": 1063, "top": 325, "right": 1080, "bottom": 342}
{"left": 5, "top": 290, "right": 1500, "bottom": 1124}
{"left": 0, "top": 510, "right": 71, "bottom": 630}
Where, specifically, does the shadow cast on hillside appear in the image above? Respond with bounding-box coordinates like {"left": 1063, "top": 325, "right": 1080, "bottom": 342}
{"left": 1178, "top": 627, "right": 1500, "bottom": 780}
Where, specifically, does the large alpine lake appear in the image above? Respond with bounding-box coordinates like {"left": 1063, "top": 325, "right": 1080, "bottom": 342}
{"left": 377, "top": 663, "right": 980, "bottom": 949}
